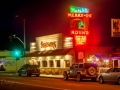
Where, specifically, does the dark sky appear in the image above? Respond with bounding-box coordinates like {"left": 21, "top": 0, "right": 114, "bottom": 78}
{"left": 0, "top": 0, "right": 120, "bottom": 51}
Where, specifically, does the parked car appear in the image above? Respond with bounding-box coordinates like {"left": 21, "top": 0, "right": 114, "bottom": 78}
{"left": 97, "top": 67, "right": 120, "bottom": 85}
{"left": 63, "top": 63, "right": 98, "bottom": 81}
{"left": 98, "top": 67, "right": 110, "bottom": 74}
{"left": 0, "top": 65, "right": 6, "bottom": 71}
{"left": 18, "top": 64, "right": 40, "bottom": 77}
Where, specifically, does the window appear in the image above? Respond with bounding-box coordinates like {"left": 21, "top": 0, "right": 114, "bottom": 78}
{"left": 49, "top": 60, "right": 54, "bottom": 67}
{"left": 42, "top": 60, "right": 47, "bottom": 67}
{"left": 113, "top": 68, "right": 120, "bottom": 72}
{"left": 75, "top": 64, "right": 79, "bottom": 68}
{"left": 37, "top": 61, "right": 40, "bottom": 67}
{"left": 56, "top": 60, "right": 60, "bottom": 67}
{"left": 106, "top": 68, "right": 114, "bottom": 73}
{"left": 65, "top": 60, "right": 70, "bottom": 67}
{"left": 79, "top": 64, "right": 83, "bottom": 68}
{"left": 71, "top": 64, "right": 76, "bottom": 68}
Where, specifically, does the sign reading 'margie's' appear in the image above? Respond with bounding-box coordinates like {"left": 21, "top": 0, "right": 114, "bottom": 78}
{"left": 36, "top": 33, "right": 63, "bottom": 51}
{"left": 40, "top": 41, "right": 56, "bottom": 49}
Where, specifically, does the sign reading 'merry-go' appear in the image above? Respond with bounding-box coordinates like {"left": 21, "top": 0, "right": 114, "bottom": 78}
{"left": 111, "top": 18, "right": 120, "bottom": 37}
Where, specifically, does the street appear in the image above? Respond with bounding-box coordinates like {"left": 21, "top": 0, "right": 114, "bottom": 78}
{"left": 0, "top": 75, "right": 119, "bottom": 90}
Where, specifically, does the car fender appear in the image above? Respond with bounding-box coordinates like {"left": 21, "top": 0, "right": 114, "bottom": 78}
{"left": 117, "top": 75, "right": 120, "bottom": 80}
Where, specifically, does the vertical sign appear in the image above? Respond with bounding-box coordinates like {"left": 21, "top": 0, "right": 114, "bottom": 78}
{"left": 111, "top": 19, "right": 120, "bottom": 37}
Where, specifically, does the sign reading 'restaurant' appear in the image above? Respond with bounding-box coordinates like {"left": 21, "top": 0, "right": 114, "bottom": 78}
{"left": 36, "top": 33, "right": 62, "bottom": 51}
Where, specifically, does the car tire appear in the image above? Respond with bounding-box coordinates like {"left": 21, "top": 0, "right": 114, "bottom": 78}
{"left": 118, "top": 78, "right": 120, "bottom": 85}
{"left": 87, "top": 67, "right": 97, "bottom": 76}
{"left": 76, "top": 73, "right": 82, "bottom": 82}
{"left": 63, "top": 72, "right": 68, "bottom": 80}
{"left": 99, "top": 76, "right": 104, "bottom": 84}
{"left": 18, "top": 73, "right": 21, "bottom": 76}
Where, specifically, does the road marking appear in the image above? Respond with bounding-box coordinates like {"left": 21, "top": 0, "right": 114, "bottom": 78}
{"left": 65, "top": 83, "right": 81, "bottom": 86}
{"left": 31, "top": 80, "right": 42, "bottom": 82}
{"left": 15, "top": 82, "right": 70, "bottom": 90}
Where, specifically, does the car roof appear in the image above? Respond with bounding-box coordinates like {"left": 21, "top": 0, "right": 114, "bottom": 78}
{"left": 113, "top": 67, "right": 120, "bottom": 68}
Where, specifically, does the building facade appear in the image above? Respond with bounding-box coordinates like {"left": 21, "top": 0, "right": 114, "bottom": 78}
{"left": 25, "top": 33, "right": 120, "bottom": 75}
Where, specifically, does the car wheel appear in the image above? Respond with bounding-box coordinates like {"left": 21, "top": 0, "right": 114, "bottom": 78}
{"left": 99, "top": 76, "right": 104, "bottom": 84}
{"left": 18, "top": 73, "right": 21, "bottom": 76}
{"left": 118, "top": 78, "right": 120, "bottom": 85}
{"left": 87, "top": 67, "right": 97, "bottom": 76}
{"left": 76, "top": 73, "right": 82, "bottom": 82}
{"left": 63, "top": 72, "right": 68, "bottom": 80}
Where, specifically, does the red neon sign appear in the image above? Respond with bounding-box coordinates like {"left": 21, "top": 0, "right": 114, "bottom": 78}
{"left": 75, "top": 35, "right": 87, "bottom": 45}
{"left": 71, "top": 30, "right": 89, "bottom": 35}
{"left": 68, "top": 13, "right": 92, "bottom": 18}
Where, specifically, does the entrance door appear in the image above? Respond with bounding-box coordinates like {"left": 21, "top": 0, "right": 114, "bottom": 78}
{"left": 114, "top": 60, "right": 118, "bottom": 67}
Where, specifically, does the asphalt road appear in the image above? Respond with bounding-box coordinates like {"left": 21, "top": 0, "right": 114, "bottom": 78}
{"left": 0, "top": 75, "right": 119, "bottom": 90}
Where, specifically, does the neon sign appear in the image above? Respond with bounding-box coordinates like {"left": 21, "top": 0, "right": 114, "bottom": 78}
{"left": 40, "top": 41, "right": 56, "bottom": 49}
{"left": 75, "top": 35, "right": 87, "bottom": 45}
{"left": 71, "top": 30, "right": 89, "bottom": 35}
{"left": 70, "top": 6, "right": 89, "bottom": 13}
{"left": 70, "top": 18, "right": 89, "bottom": 30}
{"left": 68, "top": 13, "right": 92, "bottom": 18}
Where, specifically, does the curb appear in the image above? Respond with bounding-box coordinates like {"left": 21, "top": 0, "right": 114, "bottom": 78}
{"left": 40, "top": 75, "right": 63, "bottom": 79}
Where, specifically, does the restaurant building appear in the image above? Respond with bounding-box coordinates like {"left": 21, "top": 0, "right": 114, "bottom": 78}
{"left": 24, "top": 33, "right": 120, "bottom": 75}
{"left": 25, "top": 33, "right": 76, "bottom": 75}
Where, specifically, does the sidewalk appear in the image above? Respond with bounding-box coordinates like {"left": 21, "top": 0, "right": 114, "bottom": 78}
{"left": 40, "top": 74, "right": 63, "bottom": 79}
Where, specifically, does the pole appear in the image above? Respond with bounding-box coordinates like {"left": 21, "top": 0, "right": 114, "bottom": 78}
{"left": 23, "top": 19, "right": 26, "bottom": 64}
{"left": 23, "top": 19, "right": 26, "bottom": 55}
{"left": 16, "top": 60, "right": 17, "bottom": 73}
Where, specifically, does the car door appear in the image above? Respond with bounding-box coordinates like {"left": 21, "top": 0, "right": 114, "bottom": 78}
{"left": 109, "top": 68, "right": 120, "bottom": 82}
{"left": 70, "top": 64, "right": 78, "bottom": 77}
{"left": 21, "top": 65, "right": 27, "bottom": 74}
{"left": 102, "top": 68, "right": 114, "bottom": 81}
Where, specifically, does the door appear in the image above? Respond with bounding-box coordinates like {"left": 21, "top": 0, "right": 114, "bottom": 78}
{"left": 109, "top": 68, "right": 120, "bottom": 82}
{"left": 103, "top": 68, "right": 114, "bottom": 81}
{"left": 70, "top": 64, "right": 78, "bottom": 77}
{"left": 21, "top": 65, "right": 27, "bottom": 74}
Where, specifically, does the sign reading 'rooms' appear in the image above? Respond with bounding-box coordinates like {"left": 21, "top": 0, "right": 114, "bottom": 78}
{"left": 111, "top": 19, "right": 120, "bottom": 37}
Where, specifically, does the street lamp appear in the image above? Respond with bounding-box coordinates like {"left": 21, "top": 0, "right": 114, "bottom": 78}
{"left": 15, "top": 15, "right": 26, "bottom": 54}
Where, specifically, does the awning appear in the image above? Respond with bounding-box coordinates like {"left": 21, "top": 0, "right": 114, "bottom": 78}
{"left": 24, "top": 49, "right": 73, "bottom": 57}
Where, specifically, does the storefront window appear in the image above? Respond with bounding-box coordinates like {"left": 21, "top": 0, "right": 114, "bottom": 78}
{"left": 37, "top": 61, "right": 40, "bottom": 67}
{"left": 65, "top": 60, "right": 70, "bottom": 67}
{"left": 49, "top": 60, "right": 54, "bottom": 67}
{"left": 42, "top": 60, "right": 47, "bottom": 67}
{"left": 56, "top": 60, "right": 60, "bottom": 67}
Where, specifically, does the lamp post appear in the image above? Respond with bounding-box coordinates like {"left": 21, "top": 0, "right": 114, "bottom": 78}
{"left": 15, "top": 15, "right": 26, "bottom": 54}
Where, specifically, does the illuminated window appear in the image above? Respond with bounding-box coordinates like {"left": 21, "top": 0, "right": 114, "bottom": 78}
{"left": 42, "top": 60, "right": 47, "bottom": 67}
{"left": 49, "top": 60, "right": 54, "bottom": 67}
{"left": 65, "top": 60, "right": 70, "bottom": 67}
{"left": 56, "top": 60, "right": 60, "bottom": 67}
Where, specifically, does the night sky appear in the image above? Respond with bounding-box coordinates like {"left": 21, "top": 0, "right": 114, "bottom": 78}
{"left": 0, "top": 0, "right": 120, "bottom": 51}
